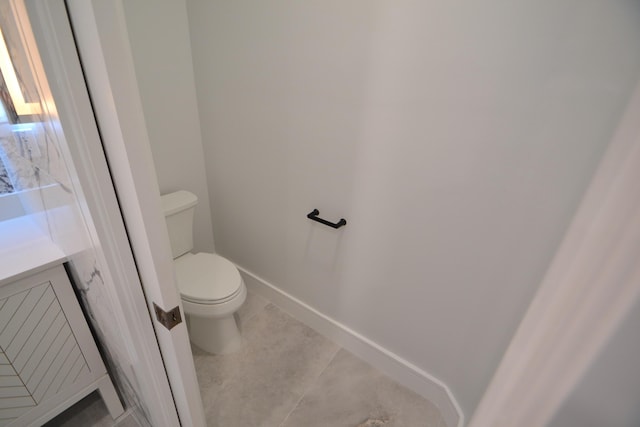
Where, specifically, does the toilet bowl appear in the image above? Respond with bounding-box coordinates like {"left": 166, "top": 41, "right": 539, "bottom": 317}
{"left": 174, "top": 252, "right": 246, "bottom": 354}
{"left": 161, "top": 190, "right": 246, "bottom": 354}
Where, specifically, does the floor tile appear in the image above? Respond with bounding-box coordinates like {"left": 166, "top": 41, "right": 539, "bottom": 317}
{"left": 194, "top": 304, "right": 340, "bottom": 427}
{"left": 236, "top": 288, "right": 269, "bottom": 328}
{"left": 280, "top": 349, "right": 445, "bottom": 427}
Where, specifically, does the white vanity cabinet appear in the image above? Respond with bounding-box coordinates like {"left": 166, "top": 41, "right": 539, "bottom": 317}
{"left": 0, "top": 263, "right": 123, "bottom": 426}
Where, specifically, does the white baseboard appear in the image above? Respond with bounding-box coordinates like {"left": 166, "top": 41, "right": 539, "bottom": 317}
{"left": 237, "top": 266, "right": 464, "bottom": 427}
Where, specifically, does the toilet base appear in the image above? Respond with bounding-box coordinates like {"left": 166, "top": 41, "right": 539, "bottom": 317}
{"left": 188, "top": 314, "right": 242, "bottom": 354}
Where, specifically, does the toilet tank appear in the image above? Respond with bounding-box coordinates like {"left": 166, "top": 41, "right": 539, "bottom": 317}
{"left": 160, "top": 190, "right": 198, "bottom": 259}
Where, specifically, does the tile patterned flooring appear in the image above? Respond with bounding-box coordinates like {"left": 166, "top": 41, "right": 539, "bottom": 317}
{"left": 194, "top": 291, "right": 445, "bottom": 427}
{"left": 48, "top": 291, "right": 444, "bottom": 427}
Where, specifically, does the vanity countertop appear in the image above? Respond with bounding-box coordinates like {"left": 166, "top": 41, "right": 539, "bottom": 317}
{"left": 0, "top": 214, "right": 66, "bottom": 286}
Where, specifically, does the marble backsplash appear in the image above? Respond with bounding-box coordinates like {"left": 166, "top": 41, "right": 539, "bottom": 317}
{"left": 0, "top": 155, "right": 12, "bottom": 193}
{"left": 0, "top": 123, "right": 68, "bottom": 194}
{"left": 65, "top": 251, "right": 152, "bottom": 427}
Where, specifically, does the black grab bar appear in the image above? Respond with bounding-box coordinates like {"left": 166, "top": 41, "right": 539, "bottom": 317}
{"left": 307, "top": 209, "right": 347, "bottom": 229}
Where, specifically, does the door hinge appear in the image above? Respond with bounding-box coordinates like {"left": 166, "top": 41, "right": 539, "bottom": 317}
{"left": 153, "top": 303, "right": 183, "bottom": 330}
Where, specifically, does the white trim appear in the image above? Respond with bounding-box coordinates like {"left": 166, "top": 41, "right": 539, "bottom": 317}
{"left": 238, "top": 265, "right": 464, "bottom": 427}
{"left": 468, "top": 81, "right": 640, "bottom": 427}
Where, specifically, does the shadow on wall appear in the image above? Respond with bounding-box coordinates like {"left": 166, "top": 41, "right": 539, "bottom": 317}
{"left": 548, "top": 297, "right": 640, "bottom": 427}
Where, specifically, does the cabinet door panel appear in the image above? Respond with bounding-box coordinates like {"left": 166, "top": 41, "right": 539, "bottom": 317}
{"left": 17, "top": 311, "right": 64, "bottom": 380}
{"left": 0, "top": 294, "right": 27, "bottom": 336}
{"left": 0, "top": 377, "right": 22, "bottom": 388}
{"left": 0, "top": 350, "right": 35, "bottom": 424}
{"left": 30, "top": 332, "right": 74, "bottom": 402}
{"left": 0, "top": 281, "right": 89, "bottom": 411}
{"left": 0, "top": 388, "right": 29, "bottom": 399}
{"left": 41, "top": 345, "right": 82, "bottom": 402}
{"left": 0, "top": 264, "right": 117, "bottom": 425}
{"left": 4, "top": 285, "right": 53, "bottom": 360}
{"left": 0, "top": 397, "right": 35, "bottom": 410}
{"left": 12, "top": 304, "right": 61, "bottom": 374}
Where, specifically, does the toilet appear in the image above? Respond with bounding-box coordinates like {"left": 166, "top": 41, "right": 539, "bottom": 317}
{"left": 161, "top": 190, "right": 246, "bottom": 354}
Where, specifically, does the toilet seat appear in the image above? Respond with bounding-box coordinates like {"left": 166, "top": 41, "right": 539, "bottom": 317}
{"left": 174, "top": 252, "right": 242, "bottom": 304}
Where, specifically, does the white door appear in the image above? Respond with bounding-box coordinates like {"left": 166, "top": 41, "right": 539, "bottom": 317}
{"left": 18, "top": 0, "right": 206, "bottom": 425}
{"left": 469, "top": 81, "right": 640, "bottom": 427}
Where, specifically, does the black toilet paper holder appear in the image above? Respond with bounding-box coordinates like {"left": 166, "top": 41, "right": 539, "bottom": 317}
{"left": 307, "top": 209, "right": 347, "bottom": 229}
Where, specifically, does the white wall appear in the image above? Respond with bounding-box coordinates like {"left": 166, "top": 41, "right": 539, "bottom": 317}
{"left": 122, "top": 0, "right": 214, "bottom": 253}
{"left": 548, "top": 298, "right": 640, "bottom": 427}
{"left": 186, "top": 0, "right": 640, "bottom": 417}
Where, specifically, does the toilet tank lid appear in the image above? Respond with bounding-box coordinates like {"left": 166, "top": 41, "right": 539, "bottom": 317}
{"left": 161, "top": 190, "right": 198, "bottom": 216}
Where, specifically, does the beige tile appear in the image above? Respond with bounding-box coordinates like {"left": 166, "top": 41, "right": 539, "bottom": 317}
{"left": 195, "top": 304, "right": 339, "bottom": 427}
{"left": 281, "top": 349, "right": 445, "bottom": 427}
{"left": 236, "top": 290, "right": 269, "bottom": 330}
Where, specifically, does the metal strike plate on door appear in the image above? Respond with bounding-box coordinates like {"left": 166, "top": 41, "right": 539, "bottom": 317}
{"left": 153, "top": 303, "right": 183, "bottom": 330}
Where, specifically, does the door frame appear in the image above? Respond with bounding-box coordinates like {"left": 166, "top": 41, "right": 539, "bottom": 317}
{"left": 25, "top": 0, "right": 206, "bottom": 426}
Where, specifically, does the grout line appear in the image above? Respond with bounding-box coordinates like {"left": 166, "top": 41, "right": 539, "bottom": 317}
{"left": 243, "top": 291, "right": 447, "bottom": 426}
{"left": 244, "top": 293, "right": 345, "bottom": 427}
{"left": 277, "top": 345, "right": 341, "bottom": 427}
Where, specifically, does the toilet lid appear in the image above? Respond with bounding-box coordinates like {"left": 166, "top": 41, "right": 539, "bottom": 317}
{"left": 174, "top": 253, "right": 242, "bottom": 303}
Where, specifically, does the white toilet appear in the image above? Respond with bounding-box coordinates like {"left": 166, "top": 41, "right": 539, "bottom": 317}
{"left": 161, "top": 190, "right": 247, "bottom": 354}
